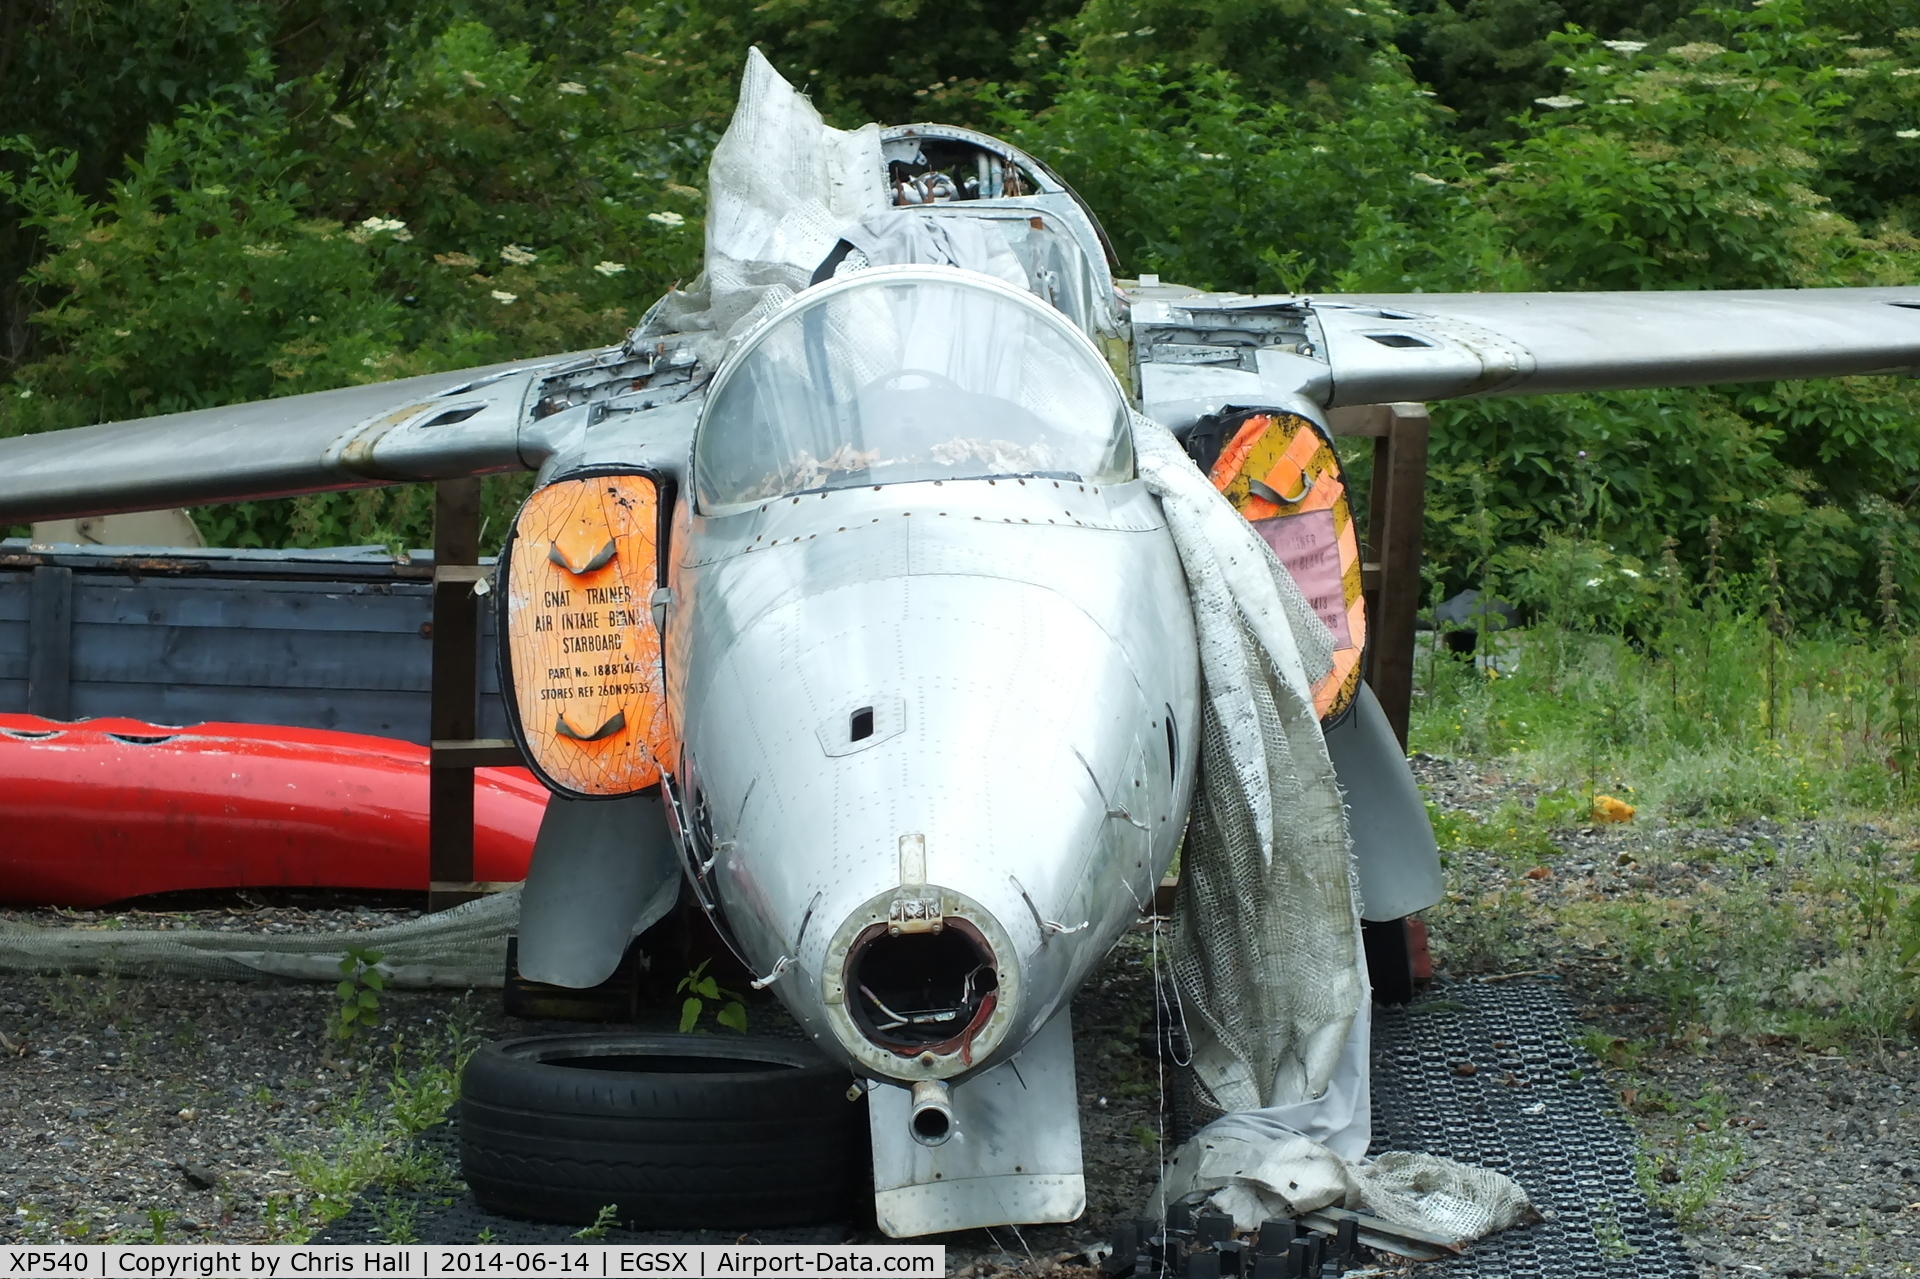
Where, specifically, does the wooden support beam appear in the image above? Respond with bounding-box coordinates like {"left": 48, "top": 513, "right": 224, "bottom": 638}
{"left": 429, "top": 479, "right": 484, "bottom": 913}
{"left": 1327, "top": 402, "right": 1430, "bottom": 751}
{"left": 1368, "top": 406, "right": 1429, "bottom": 750}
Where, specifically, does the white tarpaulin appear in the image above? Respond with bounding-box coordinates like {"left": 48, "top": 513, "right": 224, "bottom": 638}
{"left": 635, "top": 48, "right": 888, "bottom": 366}
{"left": 1133, "top": 412, "right": 1532, "bottom": 1248}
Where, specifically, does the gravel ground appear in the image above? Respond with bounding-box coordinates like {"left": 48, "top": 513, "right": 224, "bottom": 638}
{"left": 1414, "top": 755, "right": 1920, "bottom": 1279}
{"left": 0, "top": 896, "right": 490, "bottom": 1243}
{"left": 0, "top": 895, "right": 1169, "bottom": 1256}
{"left": 3, "top": 759, "right": 1917, "bottom": 1277}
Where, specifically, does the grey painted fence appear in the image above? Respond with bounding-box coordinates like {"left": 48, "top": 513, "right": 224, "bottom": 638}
{"left": 0, "top": 540, "right": 509, "bottom": 744}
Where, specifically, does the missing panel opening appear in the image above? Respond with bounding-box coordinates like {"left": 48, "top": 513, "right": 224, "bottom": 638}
{"left": 851, "top": 706, "right": 875, "bottom": 742}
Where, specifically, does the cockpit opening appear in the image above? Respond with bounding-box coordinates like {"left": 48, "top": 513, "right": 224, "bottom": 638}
{"left": 885, "top": 136, "right": 1036, "bottom": 206}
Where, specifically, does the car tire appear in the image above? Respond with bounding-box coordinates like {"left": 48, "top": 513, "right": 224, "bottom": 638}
{"left": 458, "top": 1031, "right": 868, "bottom": 1228}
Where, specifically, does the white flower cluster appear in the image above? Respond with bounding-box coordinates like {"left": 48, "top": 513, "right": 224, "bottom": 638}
{"left": 1899, "top": 129, "right": 1920, "bottom": 139}
{"left": 593, "top": 261, "right": 627, "bottom": 277}
{"left": 557, "top": 82, "right": 588, "bottom": 95}
{"left": 1535, "top": 95, "right": 1584, "bottom": 109}
{"left": 501, "top": 244, "right": 538, "bottom": 266}
{"left": 1602, "top": 40, "right": 1647, "bottom": 54}
{"left": 491, "top": 290, "right": 518, "bottom": 304}
{"left": 647, "top": 210, "right": 686, "bottom": 228}
{"left": 360, "top": 217, "right": 412, "bottom": 242}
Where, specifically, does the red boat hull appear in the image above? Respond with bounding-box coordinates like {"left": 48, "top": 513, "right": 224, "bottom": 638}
{"left": 0, "top": 715, "right": 548, "bottom": 906}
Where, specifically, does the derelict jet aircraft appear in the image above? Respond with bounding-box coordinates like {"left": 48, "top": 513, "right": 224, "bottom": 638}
{"left": 8, "top": 50, "right": 1920, "bottom": 1239}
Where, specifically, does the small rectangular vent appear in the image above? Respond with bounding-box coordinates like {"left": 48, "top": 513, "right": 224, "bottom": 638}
{"left": 1364, "top": 332, "right": 1433, "bottom": 349}
{"left": 851, "top": 706, "right": 875, "bottom": 742}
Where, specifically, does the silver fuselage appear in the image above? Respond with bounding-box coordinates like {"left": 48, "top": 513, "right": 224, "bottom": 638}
{"left": 664, "top": 472, "right": 1199, "bottom": 1084}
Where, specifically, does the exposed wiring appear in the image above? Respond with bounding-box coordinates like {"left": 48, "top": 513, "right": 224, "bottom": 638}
{"left": 858, "top": 983, "right": 914, "bottom": 1030}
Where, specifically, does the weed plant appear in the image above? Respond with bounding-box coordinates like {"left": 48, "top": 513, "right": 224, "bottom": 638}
{"left": 279, "top": 1003, "right": 480, "bottom": 1241}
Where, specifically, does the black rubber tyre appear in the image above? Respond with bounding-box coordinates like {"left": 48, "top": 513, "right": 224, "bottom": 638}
{"left": 458, "top": 1032, "right": 868, "bottom": 1228}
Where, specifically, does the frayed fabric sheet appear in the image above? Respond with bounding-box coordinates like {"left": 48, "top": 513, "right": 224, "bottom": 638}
{"left": 1134, "top": 414, "right": 1531, "bottom": 1248}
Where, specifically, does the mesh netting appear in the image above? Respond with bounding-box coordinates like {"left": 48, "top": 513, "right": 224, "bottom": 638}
{"left": 0, "top": 890, "right": 518, "bottom": 988}
{"left": 1354, "top": 1151, "right": 1536, "bottom": 1242}
{"left": 1162, "top": 1129, "right": 1536, "bottom": 1250}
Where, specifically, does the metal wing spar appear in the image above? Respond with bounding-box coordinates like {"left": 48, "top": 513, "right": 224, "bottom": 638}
{"left": 0, "top": 349, "right": 614, "bottom": 526}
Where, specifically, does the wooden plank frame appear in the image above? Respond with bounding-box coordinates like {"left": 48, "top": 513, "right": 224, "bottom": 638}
{"left": 428, "top": 478, "right": 488, "bottom": 913}
{"left": 1326, "top": 402, "right": 1431, "bottom": 751}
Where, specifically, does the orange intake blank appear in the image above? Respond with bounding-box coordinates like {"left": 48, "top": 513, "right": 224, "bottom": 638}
{"left": 503, "top": 474, "right": 676, "bottom": 796}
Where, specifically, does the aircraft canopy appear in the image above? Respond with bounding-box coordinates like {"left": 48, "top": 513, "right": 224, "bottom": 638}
{"left": 694, "top": 270, "right": 1131, "bottom": 512}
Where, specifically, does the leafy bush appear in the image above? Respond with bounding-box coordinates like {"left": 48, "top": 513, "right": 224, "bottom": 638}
{"left": 1, "top": 14, "right": 705, "bottom": 550}
{"left": 5, "top": 0, "right": 1920, "bottom": 626}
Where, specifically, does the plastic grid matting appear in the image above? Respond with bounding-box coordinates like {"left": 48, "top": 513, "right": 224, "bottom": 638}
{"left": 1369, "top": 979, "right": 1696, "bottom": 1278}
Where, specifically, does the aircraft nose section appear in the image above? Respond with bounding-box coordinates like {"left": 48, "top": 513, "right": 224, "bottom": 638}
{"left": 685, "top": 563, "right": 1174, "bottom": 1084}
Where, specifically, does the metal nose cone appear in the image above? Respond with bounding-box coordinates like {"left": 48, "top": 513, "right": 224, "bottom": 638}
{"left": 820, "top": 880, "right": 1022, "bottom": 1083}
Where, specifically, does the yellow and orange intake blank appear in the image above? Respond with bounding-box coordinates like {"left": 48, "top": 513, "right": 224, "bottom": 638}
{"left": 1209, "top": 411, "right": 1367, "bottom": 722}
{"left": 502, "top": 474, "right": 676, "bottom": 796}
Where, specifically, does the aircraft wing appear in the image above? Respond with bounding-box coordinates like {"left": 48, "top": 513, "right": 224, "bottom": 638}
{"left": 1313, "top": 286, "right": 1920, "bottom": 405}
{"left": 1131, "top": 285, "right": 1920, "bottom": 426}
{"left": 0, "top": 349, "right": 616, "bottom": 526}
{"left": 10, "top": 284, "right": 1920, "bottom": 525}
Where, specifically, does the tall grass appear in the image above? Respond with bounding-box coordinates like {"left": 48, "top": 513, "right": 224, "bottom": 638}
{"left": 1411, "top": 534, "right": 1920, "bottom": 823}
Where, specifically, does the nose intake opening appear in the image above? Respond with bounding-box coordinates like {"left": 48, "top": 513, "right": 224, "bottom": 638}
{"left": 848, "top": 921, "right": 998, "bottom": 1053}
